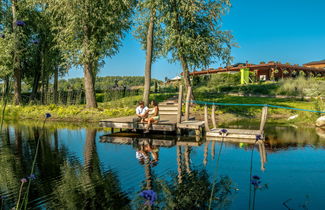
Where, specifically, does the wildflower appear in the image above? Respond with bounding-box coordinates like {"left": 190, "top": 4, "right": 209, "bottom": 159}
{"left": 28, "top": 174, "right": 36, "bottom": 180}
{"left": 32, "top": 40, "right": 39, "bottom": 44}
{"left": 21, "top": 178, "right": 28, "bottom": 183}
{"left": 252, "top": 175, "right": 260, "bottom": 180}
{"left": 221, "top": 129, "right": 227, "bottom": 133}
{"left": 139, "top": 190, "right": 157, "bottom": 206}
{"left": 251, "top": 175, "right": 262, "bottom": 188}
{"left": 255, "top": 135, "right": 262, "bottom": 141}
{"left": 45, "top": 113, "right": 51, "bottom": 118}
{"left": 16, "top": 20, "right": 26, "bottom": 27}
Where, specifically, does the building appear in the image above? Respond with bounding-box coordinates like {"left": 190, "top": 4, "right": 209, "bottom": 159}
{"left": 189, "top": 62, "right": 325, "bottom": 82}
{"left": 303, "top": 59, "right": 325, "bottom": 69}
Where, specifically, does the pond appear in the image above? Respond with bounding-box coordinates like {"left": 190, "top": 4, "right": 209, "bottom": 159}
{"left": 1, "top": 121, "right": 325, "bottom": 209}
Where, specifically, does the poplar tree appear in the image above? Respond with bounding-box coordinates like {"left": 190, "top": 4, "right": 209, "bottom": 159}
{"left": 134, "top": 0, "right": 164, "bottom": 106}
{"left": 162, "top": 0, "right": 234, "bottom": 96}
{"left": 47, "top": 0, "right": 135, "bottom": 108}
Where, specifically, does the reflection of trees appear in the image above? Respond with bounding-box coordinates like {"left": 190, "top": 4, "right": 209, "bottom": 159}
{"left": 0, "top": 125, "right": 21, "bottom": 209}
{"left": 266, "top": 126, "right": 325, "bottom": 151}
{"left": 51, "top": 128, "right": 130, "bottom": 209}
{"left": 0, "top": 124, "right": 71, "bottom": 209}
{"left": 158, "top": 145, "right": 233, "bottom": 209}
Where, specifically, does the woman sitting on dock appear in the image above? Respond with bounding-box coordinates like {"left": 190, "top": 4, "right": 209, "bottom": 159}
{"left": 144, "top": 101, "right": 160, "bottom": 133}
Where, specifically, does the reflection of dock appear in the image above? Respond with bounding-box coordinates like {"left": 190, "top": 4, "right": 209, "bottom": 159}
{"left": 206, "top": 128, "right": 263, "bottom": 143}
{"left": 99, "top": 132, "right": 203, "bottom": 147}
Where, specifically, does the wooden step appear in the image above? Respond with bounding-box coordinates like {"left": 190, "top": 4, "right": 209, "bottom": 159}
{"left": 159, "top": 106, "right": 178, "bottom": 111}
{"left": 159, "top": 111, "right": 178, "bottom": 115}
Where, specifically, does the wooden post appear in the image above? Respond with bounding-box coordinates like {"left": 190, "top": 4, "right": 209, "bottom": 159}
{"left": 111, "top": 128, "right": 114, "bottom": 134}
{"left": 259, "top": 106, "right": 268, "bottom": 131}
{"left": 204, "top": 105, "right": 210, "bottom": 132}
{"left": 184, "top": 86, "right": 191, "bottom": 121}
{"left": 211, "top": 104, "right": 217, "bottom": 129}
{"left": 177, "top": 85, "right": 183, "bottom": 124}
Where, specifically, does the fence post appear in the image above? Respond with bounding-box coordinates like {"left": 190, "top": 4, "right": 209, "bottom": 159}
{"left": 177, "top": 85, "right": 183, "bottom": 124}
{"left": 204, "top": 105, "right": 210, "bottom": 132}
{"left": 184, "top": 86, "right": 192, "bottom": 121}
{"left": 211, "top": 104, "right": 217, "bottom": 129}
{"left": 259, "top": 106, "right": 268, "bottom": 132}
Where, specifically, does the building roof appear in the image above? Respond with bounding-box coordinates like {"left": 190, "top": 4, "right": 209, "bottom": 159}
{"left": 303, "top": 59, "right": 325, "bottom": 66}
{"left": 170, "top": 76, "right": 181, "bottom": 81}
{"left": 188, "top": 62, "right": 325, "bottom": 76}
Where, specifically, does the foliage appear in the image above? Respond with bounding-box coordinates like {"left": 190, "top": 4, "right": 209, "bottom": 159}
{"left": 133, "top": 0, "right": 165, "bottom": 62}
{"left": 277, "top": 77, "right": 325, "bottom": 97}
{"left": 161, "top": 0, "right": 234, "bottom": 69}
{"left": 159, "top": 170, "right": 233, "bottom": 209}
{"left": 0, "top": 93, "right": 175, "bottom": 122}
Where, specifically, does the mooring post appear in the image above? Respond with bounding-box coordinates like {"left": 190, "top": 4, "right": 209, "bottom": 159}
{"left": 177, "top": 85, "right": 183, "bottom": 124}
{"left": 204, "top": 105, "right": 210, "bottom": 132}
{"left": 211, "top": 104, "right": 217, "bottom": 129}
{"left": 184, "top": 86, "right": 192, "bottom": 121}
{"left": 259, "top": 106, "right": 268, "bottom": 132}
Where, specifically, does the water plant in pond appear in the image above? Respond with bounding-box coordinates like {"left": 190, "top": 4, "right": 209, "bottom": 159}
{"left": 139, "top": 190, "right": 157, "bottom": 206}
{"left": 17, "top": 113, "right": 51, "bottom": 210}
{"left": 250, "top": 175, "right": 268, "bottom": 210}
{"left": 208, "top": 129, "right": 228, "bottom": 209}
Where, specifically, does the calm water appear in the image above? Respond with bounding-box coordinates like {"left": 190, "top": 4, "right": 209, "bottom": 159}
{"left": 0, "top": 121, "right": 325, "bottom": 209}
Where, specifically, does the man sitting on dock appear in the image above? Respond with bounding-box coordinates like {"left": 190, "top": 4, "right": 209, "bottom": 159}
{"left": 132, "top": 101, "right": 149, "bottom": 132}
{"left": 136, "top": 101, "right": 149, "bottom": 123}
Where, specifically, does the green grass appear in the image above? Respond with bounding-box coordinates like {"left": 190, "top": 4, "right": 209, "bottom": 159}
{"left": 0, "top": 92, "right": 176, "bottom": 122}
{"left": 194, "top": 95, "right": 323, "bottom": 125}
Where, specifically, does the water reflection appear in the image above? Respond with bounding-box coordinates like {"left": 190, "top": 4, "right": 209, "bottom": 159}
{"left": 50, "top": 128, "right": 130, "bottom": 209}
{"left": 1, "top": 122, "right": 325, "bottom": 209}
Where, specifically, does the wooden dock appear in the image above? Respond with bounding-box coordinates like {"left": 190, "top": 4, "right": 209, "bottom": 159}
{"left": 206, "top": 128, "right": 264, "bottom": 141}
{"left": 99, "top": 90, "right": 205, "bottom": 135}
{"left": 99, "top": 85, "right": 268, "bottom": 139}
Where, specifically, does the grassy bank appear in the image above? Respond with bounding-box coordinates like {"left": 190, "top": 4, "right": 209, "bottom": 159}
{"left": 193, "top": 95, "right": 324, "bottom": 126}
{"left": 1, "top": 93, "right": 176, "bottom": 122}
{"left": 1, "top": 91, "right": 323, "bottom": 126}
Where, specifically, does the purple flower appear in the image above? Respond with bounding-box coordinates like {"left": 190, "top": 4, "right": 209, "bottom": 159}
{"left": 16, "top": 20, "right": 26, "bottom": 27}
{"left": 32, "top": 39, "right": 39, "bottom": 44}
{"left": 0, "top": 34, "right": 5, "bottom": 39}
{"left": 45, "top": 113, "right": 51, "bottom": 118}
{"left": 252, "top": 175, "right": 260, "bottom": 180}
{"left": 251, "top": 179, "right": 261, "bottom": 187}
{"left": 221, "top": 129, "right": 227, "bottom": 133}
{"left": 256, "top": 135, "right": 262, "bottom": 141}
{"left": 251, "top": 175, "right": 262, "bottom": 188}
{"left": 28, "top": 174, "right": 36, "bottom": 180}
{"left": 21, "top": 178, "right": 28, "bottom": 183}
{"left": 139, "top": 190, "right": 157, "bottom": 206}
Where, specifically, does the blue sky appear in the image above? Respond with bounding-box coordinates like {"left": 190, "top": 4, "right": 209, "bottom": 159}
{"left": 65, "top": 0, "right": 325, "bottom": 81}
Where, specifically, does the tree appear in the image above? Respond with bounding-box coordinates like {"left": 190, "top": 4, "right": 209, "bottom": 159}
{"left": 134, "top": 0, "right": 164, "bottom": 106}
{"left": 161, "top": 0, "right": 234, "bottom": 97}
{"left": 47, "top": 0, "right": 135, "bottom": 108}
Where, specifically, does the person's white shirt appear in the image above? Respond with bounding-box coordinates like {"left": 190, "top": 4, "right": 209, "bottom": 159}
{"left": 136, "top": 106, "right": 148, "bottom": 115}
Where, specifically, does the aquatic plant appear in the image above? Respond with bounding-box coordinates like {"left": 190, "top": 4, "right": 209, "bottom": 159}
{"left": 17, "top": 113, "right": 51, "bottom": 210}
{"left": 15, "top": 20, "right": 26, "bottom": 27}
{"left": 209, "top": 129, "right": 228, "bottom": 209}
{"left": 139, "top": 190, "right": 157, "bottom": 206}
{"left": 250, "top": 175, "right": 268, "bottom": 210}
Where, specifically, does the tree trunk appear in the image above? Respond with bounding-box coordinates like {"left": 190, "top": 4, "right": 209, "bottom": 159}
{"left": 30, "top": 70, "right": 41, "bottom": 102}
{"left": 84, "top": 62, "right": 98, "bottom": 108}
{"left": 179, "top": 54, "right": 193, "bottom": 99}
{"left": 53, "top": 67, "right": 59, "bottom": 104}
{"left": 84, "top": 128, "right": 97, "bottom": 173}
{"left": 143, "top": 9, "right": 155, "bottom": 106}
{"left": 12, "top": 0, "right": 22, "bottom": 105}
